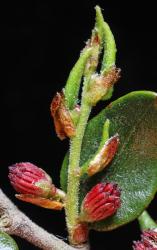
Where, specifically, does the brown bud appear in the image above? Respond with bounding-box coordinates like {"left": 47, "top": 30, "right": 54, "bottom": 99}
{"left": 86, "top": 67, "right": 121, "bottom": 105}
{"left": 71, "top": 223, "right": 88, "bottom": 245}
{"left": 50, "top": 92, "right": 76, "bottom": 140}
{"left": 84, "top": 32, "right": 101, "bottom": 75}
{"left": 85, "top": 32, "right": 100, "bottom": 49}
{"left": 88, "top": 134, "right": 119, "bottom": 176}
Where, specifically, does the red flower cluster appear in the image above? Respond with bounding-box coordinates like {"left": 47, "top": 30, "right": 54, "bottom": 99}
{"left": 81, "top": 182, "right": 121, "bottom": 222}
{"left": 9, "top": 162, "right": 56, "bottom": 198}
{"left": 133, "top": 230, "right": 157, "bottom": 250}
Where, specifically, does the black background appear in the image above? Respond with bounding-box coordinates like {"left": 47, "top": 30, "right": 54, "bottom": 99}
{"left": 1, "top": 1, "right": 157, "bottom": 249}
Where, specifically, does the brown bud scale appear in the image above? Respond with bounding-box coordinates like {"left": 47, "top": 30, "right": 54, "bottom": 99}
{"left": 50, "top": 92, "right": 76, "bottom": 140}
{"left": 16, "top": 194, "right": 64, "bottom": 210}
{"left": 88, "top": 134, "right": 119, "bottom": 176}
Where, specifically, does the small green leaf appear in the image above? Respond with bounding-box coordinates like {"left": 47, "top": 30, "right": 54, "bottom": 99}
{"left": 95, "top": 6, "right": 117, "bottom": 102}
{"left": 64, "top": 48, "right": 92, "bottom": 110}
{"left": 0, "top": 231, "right": 19, "bottom": 250}
{"left": 95, "top": 5, "right": 116, "bottom": 74}
{"left": 61, "top": 91, "right": 157, "bottom": 231}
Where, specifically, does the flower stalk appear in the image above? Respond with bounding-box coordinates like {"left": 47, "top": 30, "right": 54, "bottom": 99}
{"left": 64, "top": 6, "right": 120, "bottom": 245}
{"left": 65, "top": 77, "right": 92, "bottom": 245}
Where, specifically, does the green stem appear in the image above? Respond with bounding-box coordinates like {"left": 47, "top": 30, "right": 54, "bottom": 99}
{"left": 65, "top": 77, "right": 91, "bottom": 244}
{"left": 138, "top": 211, "right": 157, "bottom": 231}
{"left": 64, "top": 6, "right": 116, "bottom": 245}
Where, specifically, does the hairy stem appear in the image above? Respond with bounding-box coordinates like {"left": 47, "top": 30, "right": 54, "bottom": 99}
{"left": 65, "top": 77, "right": 91, "bottom": 244}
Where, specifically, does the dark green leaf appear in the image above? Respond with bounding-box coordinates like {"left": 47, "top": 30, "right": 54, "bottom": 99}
{"left": 61, "top": 91, "right": 157, "bottom": 231}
